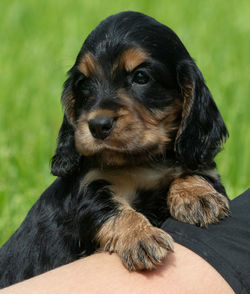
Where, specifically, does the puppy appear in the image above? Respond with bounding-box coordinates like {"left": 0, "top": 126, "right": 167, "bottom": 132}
{"left": 0, "top": 11, "right": 230, "bottom": 288}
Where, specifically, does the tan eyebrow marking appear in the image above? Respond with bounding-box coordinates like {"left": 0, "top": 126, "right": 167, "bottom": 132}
{"left": 119, "top": 47, "right": 149, "bottom": 72}
{"left": 78, "top": 53, "right": 100, "bottom": 77}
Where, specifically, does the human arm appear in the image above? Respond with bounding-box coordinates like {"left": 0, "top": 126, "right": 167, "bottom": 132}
{"left": 0, "top": 243, "right": 234, "bottom": 294}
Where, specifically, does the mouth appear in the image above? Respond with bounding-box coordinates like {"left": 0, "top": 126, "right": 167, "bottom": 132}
{"left": 75, "top": 128, "right": 168, "bottom": 167}
{"left": 74, "top": 98, "right": 182, "bottom": 166}
{"left": 97, "top": 144, "right": 167, "bottom": 166}
{"left": 75, "top": 119, "right": 168, "bottom": 154}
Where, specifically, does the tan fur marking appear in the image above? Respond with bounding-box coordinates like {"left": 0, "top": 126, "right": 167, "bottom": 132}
{"left": 88, "top": 109, "right": 117, "bottom": 120}
{"left": 81, "top": 167, "right": 182, "bottom": 204}
{"left": 97, "top": 207, "right": 173, "bottom": 270}
{"left": 78, "top": 53, "right": 99, "bottom": 77}
{"left": 99, "top": 150, "right": 128, "bottom": 166}
{"left": 168, "top": 176, "right": 230, "bottom": 227}
{"left": 119, "top": 47, "right": 149, "bottom": 72}
{"left": 169, "top": 176, "right": 216, "bottom": 198}
{"left": 63, "top": 90, "right": 76, "bottom": 123}
{"left": 115, "top": 91, "right": 182, "bottom": 151}
{"left": 175, "top": 83, "right": 194, "bottom": 145}
{"left": 75, "top": 120, "right": 101, "bottom": 156}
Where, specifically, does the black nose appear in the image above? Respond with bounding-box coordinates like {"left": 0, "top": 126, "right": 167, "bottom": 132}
{"left": 88, "top": 116, "right": 115, "bottom": 140}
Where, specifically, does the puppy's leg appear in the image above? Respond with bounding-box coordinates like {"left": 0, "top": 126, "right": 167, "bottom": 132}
{"left": 80, "top": 169, "right": 174, "bottom": 270}
{"left": 97, "top": 206, "right": 173, "bottom": 271}
{"left": 167, "top": 175, "right": 230, "bottom": 227}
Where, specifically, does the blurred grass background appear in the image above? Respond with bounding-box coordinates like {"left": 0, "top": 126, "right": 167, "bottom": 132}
{"left": 0, "top": 0, "right": 249, "bottom": 246}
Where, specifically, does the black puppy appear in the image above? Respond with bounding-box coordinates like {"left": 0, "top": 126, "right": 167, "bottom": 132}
{"left": 0, "top": 11, "right": 230, "bottom": 288}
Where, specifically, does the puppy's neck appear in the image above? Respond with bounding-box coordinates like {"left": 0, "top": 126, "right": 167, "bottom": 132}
{"left": 92, "top": 149, "right": 177, "bottom": 169}
{"left": 81, "top": 165, "right": 183, "bottom": 205}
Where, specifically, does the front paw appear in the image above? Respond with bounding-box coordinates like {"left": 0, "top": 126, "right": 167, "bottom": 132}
{"left": 111, "top": 226, "right": 173, "bottom": 271}
{"left": 97, "top": 210, "right": 173, "bottom": 271}
{"left": 168, "top": 176, "right": 230, "bottom": 227}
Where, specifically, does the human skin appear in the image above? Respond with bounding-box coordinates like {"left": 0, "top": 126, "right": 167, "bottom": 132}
{"left": 0, "top": 243, "right": 234, "bottom": 294}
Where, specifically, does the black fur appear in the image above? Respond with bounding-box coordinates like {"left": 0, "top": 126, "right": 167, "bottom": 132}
{"left": 0, "top": 11, "right": 229, "bottom": 288}
{"left": 176, "top": 60, "right": 228, "bottom": 169}
{"left": 51, "top": 115, "right": 81, "bottom": 177}
{"left": 0, "top": 177, "right": 121, "bottom": 287}
{"left": 0, "top": 176, "right": 170, "bottom": 288}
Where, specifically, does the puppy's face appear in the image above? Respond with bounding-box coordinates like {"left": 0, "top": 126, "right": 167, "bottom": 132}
{"left": 72, "top": 47, "right": 182, "bottom": 165}
{"left": 63, "top": 25, "right": 184, "bottom": 165}
{"left": 56, "top": 11, "right": 228, "bottom": 171}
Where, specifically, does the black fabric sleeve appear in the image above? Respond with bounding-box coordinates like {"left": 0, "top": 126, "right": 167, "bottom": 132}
{"left": 161, "top": 189, "right": 250, "bottom": 294}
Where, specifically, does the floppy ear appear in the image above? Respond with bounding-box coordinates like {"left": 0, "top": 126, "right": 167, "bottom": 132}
{"left": 175, "top": 59, "right": 228, "bottom": 169}
{"left": 51, "top": 77, "right": 81, "bottom": 177}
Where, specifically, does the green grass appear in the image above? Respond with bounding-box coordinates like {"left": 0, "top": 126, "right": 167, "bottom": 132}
{"left": 0, "top": 0, "right": 249, "bottom": 246}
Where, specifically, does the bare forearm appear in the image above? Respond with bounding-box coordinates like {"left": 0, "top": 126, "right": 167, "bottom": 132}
{"left": 0, "top": 243, "right": 234, "bottom": 294}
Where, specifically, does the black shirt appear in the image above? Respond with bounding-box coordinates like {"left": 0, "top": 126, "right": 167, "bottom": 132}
{"left": 162, "top": 189, "right": 250, "bottom": 294}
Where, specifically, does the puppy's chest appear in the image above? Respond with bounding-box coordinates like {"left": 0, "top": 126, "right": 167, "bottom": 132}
{"left": 82, "top": 166, "right": 179, "bottom": 205}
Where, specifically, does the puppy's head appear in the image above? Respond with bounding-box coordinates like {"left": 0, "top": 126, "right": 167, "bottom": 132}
{"left": 51, "top": 11, "right": 228, "bottom": 176}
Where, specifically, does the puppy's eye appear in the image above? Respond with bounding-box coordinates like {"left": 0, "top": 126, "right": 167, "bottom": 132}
{"left": 81, "top": 87, "right": 91, "bottom": 97}
{"left": 132, "top": 71, "right": 150, "bottom": 85}
{"left": 77, "top": 81, "right": 92, "bottom": 97}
